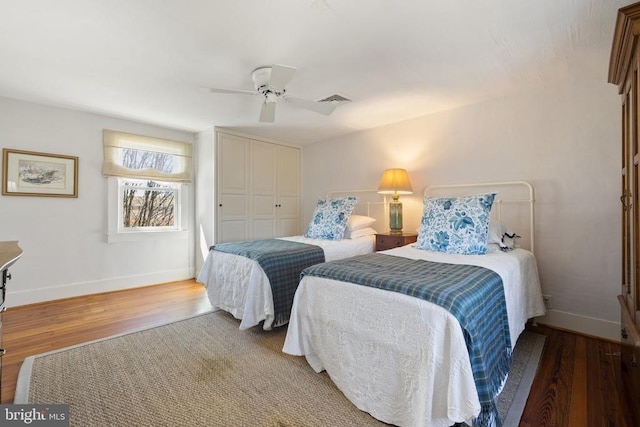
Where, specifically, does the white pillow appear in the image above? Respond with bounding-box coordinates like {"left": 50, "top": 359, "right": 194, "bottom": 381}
{"left": 346, "top": 215, "right": 376, "bottom": 232}
{"left": 347, "top": 227, "right": 377, "bottom": 239}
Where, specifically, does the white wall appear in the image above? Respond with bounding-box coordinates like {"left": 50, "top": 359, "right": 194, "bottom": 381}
{"left": 194, "top": 127, "right": 215, "bottom": 275}
{"left": 0, "top": 97, "right": 196, "bottom": 307}
{"left": 302, "top": 77, "right": 622, "bottom": 341}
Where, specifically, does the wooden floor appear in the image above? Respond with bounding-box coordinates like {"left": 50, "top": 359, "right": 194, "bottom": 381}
{"left": 0, "top": 279, "right": 633, "bottom": 426}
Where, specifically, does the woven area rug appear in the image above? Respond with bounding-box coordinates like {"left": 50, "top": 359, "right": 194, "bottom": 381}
{"left": 15, "top": 311, "right": 545, "bottom": 426}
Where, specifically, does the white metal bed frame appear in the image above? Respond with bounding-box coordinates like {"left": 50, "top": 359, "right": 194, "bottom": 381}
{"left": 424, "top": 181, "right": 536, "bottom": 253}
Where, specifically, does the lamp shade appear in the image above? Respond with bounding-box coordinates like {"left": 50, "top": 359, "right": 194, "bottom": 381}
{"left": 377, "top": 168, "right": 413, "bottom": 194}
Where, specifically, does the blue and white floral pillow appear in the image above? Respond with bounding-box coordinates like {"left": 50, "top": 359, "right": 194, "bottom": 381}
{"left": 305, "top": 196, "right": 358, "bottom": 240}
{"left": 416, "top": 193, "right": 496, "bottom": 255}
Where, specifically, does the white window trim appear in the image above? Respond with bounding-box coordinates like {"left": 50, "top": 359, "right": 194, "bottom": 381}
{"left": 107, "top": 177, "right": 189, "bottom": 243}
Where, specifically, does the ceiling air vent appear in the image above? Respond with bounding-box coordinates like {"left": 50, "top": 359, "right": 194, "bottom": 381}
{"left": 318, "top": 93, "right": 352, "bottom": 103}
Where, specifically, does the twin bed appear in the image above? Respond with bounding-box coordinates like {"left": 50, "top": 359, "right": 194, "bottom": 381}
{"left": 197, "top": 233, "right": 376, "bottom": 330}
{"left": 198, "top": 181, "right": 546, "bottom": 427}
{"left": 197, "top": 190, "right": 384, "bottom": 330}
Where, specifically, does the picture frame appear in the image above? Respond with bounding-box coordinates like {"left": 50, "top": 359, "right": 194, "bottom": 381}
{"left": 2, "top": 149, "right": 78, "bottom": 197}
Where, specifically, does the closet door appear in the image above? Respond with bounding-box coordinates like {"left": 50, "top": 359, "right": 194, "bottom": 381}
{"left": 215, "top": 130, "right": 301, "bottom": 243}
{"left": 276, "top": 145, "right": 300, "bottom": 237}
{"left": 216, "top": 133, "right": 250, "bottom": 243}
{"left": 251, "top": 141, "right": 277, "bottom": 240}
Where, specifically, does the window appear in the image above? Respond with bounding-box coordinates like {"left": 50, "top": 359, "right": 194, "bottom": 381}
{"left": 119, "top": 178, "right": 180, "bottom": 232}
{"left": 103, "top": 130, "right": 192, "bottom": 242}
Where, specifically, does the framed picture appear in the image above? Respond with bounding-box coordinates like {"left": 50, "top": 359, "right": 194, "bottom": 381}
{"left": 2, "top": 149, "right": 78, "bottom": 197}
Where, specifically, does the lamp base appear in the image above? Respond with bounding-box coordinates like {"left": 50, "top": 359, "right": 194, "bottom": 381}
{"left": 389, "top": 201, "right": 403, "bottom": 234}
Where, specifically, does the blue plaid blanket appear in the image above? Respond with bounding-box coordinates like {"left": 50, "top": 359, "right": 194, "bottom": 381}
{"left": 212, "top": 239, "right": 325, "bottom": 327}
{"left": 302, "top": 253, "right": 512, "bottom": 427}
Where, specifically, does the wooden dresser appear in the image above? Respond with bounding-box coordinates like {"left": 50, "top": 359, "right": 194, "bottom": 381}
{"left": 609, "top": 3, "right": 640, "bottom": 425}
{"left": 0, "top": 241, "right": 23, "bottom": 402}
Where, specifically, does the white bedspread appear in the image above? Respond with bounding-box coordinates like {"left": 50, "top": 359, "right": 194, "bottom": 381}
{"left": 282, "top": 246, "right": 546, "bottom": 427}
{"left": 196, "top": 235, "right": 375, "bottom": 330}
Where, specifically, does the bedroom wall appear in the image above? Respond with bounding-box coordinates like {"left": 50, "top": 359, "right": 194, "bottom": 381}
{"left": 194, "top": 127, "right": 215, "bottom": 276}
{"left": 0, "top": 97, "right": 196, "bottom": 307}
{"left": 301, "top": 77, "right": 622, "bottom": 341}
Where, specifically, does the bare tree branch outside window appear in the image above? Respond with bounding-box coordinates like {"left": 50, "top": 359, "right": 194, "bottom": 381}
{"left": 121, "top": 148, "right": 176, "bottom": 228}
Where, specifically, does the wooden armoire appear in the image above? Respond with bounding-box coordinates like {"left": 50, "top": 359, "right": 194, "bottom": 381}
{"left": 609, "top": 3, "right": 640, "bottom": 425}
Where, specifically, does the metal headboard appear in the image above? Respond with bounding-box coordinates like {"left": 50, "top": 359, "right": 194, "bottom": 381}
{"left": 424, "top": 181, "right": 536, "bottom": 253}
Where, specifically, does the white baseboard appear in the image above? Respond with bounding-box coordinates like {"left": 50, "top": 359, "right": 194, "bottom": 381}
{"left": 536, "top": 308, "right": 620, "bottom": 342}
{"left": 6, "top": 268, "right": 196, "bottom": 308}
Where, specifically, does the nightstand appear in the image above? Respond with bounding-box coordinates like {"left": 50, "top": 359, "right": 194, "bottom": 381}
{"left": 375, "top": 232, "right": 418, "bottom": 251}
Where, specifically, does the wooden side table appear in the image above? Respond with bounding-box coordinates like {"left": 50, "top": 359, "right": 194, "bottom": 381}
{"left": 375, "top": 232, "right": 418, "bottom": 251}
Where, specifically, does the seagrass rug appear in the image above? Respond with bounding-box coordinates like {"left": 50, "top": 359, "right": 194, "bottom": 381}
{"left": 15, "top": 311, "right": 545, "bottom": 427}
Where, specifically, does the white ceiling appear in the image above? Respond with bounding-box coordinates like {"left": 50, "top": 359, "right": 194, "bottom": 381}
{"left": 0, "top": 0, "right": 629, "bottom": 144}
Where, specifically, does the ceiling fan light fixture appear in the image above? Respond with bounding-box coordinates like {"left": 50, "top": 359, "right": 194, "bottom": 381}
{"left": 251, "top": 66, "right": 272, "bottom": 90}
{"left": 264, "top": 91, "right": 279, "bottom": 104}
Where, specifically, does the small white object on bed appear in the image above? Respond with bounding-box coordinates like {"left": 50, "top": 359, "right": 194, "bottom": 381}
{"left": 196, "top": 191, "right": 385, "bottom": 330}
{"left": 282, "top": 181, "right": 546, "bottom": 427}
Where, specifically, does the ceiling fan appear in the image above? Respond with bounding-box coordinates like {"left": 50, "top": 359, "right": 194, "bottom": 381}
{"left": 204, "top": 64, "right": 337, "bottom": 123}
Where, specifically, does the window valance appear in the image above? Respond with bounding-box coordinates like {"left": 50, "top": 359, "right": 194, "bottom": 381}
{"left": 102, "top": 130, "right": 192, "bottom": 183}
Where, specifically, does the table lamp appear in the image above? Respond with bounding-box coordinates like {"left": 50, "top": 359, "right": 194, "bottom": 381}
{"left": 377, "top": 168, "right": 413, "bottom": 234}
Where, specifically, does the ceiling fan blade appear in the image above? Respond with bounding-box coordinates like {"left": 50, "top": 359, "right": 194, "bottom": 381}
{"left": 286, "top": 96, "right": 336, "bottom": 116}
{"left": 269, "top": 65, "right": 297, "bottom": 90}
{"left": 205, "top": 87, "right": 256, "bottom": 96}
{"left": 259, "top": 102, "right": 276, "bottom": 123}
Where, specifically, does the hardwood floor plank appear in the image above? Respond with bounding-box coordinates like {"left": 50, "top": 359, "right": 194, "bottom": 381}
{"left": 554, "top": 330, "right": 576, "bottom": 426}
{"left": 569, "top": 335, "right": 587, "bottom": 427}
{"left": 591, "top": 339, "right": 630, "bottom": 427}
{"left": 520, "top": 328, "right": 571, "bottom": 426}
{"left": 0, "top": 280, "right": 633, "bottom": 427}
